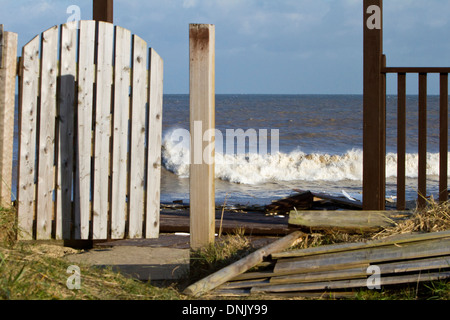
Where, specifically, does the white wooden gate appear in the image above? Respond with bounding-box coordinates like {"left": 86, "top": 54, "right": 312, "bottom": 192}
{"left": 17, "top": 20, "right": 163, "bottom": 240}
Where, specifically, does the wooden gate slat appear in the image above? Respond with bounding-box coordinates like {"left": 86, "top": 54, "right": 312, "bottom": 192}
{"left": 36, "top": 25, "right": 58, "bottom": 240}
{"left": 56, "top": 22, "right": 77, "bottom": 240}
{"left": 17, "top": 35, "right": 40, "bottom": 240}
{"left": 93, "top": 22, "right": 114, "bottom": 240}
{"left": 111, "top": 26, "right": 131, "bottom": 239}
{"left": 75, "top": 20, "right": 96, "bottom": 240}
{"left": 146, "top": 48, "right": 163, "bottom": 239}
{"left": 129, "top": 35, "right": 148, "bottom": 239}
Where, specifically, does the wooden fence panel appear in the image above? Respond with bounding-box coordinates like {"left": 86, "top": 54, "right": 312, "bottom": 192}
{"left": 128, "top": 35, "right": 148, "bottom": 239}
{"left": 111, "top": 26, "right": 131, "bottom": 239}
{"left": 17, "top": 35, "right": 40, "bottom": 240}
{"left": 16, "top": 21, "right": 163, "bottom": 241}
{"left": 93, "top": 22, "right": 114, "bottom": 240}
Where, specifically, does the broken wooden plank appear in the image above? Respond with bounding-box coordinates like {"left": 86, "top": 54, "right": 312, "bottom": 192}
{"left": 288, "top": 210, "right": 401, "bottom": 233}
{"left": 251, "top": 271, "right": 450, "bottom": 294}
{"left": 231, "top": 261, "right": 369, "bottom": 282}
{"left": 377, "top": 255, "right": 450, "bottom": 274}
{"left": 160, "top": 209, "right": 292, "bottom": 236}
{"left": 294, "top": 189, "right": 363, "bottom": 210}
{"left": 183, "top": 231, "right": 304, "bottom": 297}
{"left": 269, "top": 256, "right": 450, "bottom": 285}
{"left": 272, "top": 230, "right": 450, "bottom": 259}
{"left": 218, "top": 278, "right": 271, "bottom": 290}
{"left": 270, "top": 265, "right": 369, "bottom": 285}
{"left": 212, "top": 288, "right": 355, "bottom": 299}
{"left": 274, "top": 238, "right": 450, "bottom": 274}
{"left": 265, "top": 191, "right": 313, "bottom": 213}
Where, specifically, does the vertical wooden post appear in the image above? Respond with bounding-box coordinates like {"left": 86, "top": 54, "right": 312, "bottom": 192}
{"left": 93, "top": 0, "right": 113, "bottom": 23}
{"left": 418, "top": 73, "right": 427, "bottom": 208}
{"left": 363, "top": 0, "right": 385, "bottom": 210}
{"left": 0, "top": 26, "right": 18, "bottom": 207}
{"left": 189, "top": 24, "right": 215, "bottom": 250}
{"left": 439, "top": 73, "right": 448, "bottom": 203}
{"left": 397, "top": 73, "right": 407, "bottom": 210}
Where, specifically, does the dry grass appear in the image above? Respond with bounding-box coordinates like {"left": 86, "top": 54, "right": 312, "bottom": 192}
{"left": 188, "top": 228, "right": 252, "bottom": 283}
{"left": 0, "top": 207, "right": 183, "bottom": 300}
{"left": 374, "top": 197, "right": 450, "bottom": 239}
{"left": 1, "top": 197, "right": 449, "bottom": 300}
{"left": 0, "top": 206, "right": 17, "bottom": 248}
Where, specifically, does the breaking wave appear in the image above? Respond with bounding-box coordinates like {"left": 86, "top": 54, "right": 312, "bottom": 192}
{"left": 161, "top": 129, "right": 446, "bottom": 185}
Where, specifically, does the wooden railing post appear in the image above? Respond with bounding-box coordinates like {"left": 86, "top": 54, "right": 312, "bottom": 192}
{"left": 189, "top": 24, "right": 215, "bottom": 250}
{"left": 418, "top": 73, "right": 428, "bottom": 208}
{"left": 93, "top": 0, "right": 113, "bottom": 23}
{"left": 439, "top": 73, "right": 448, "bottom": 203}
{"left": 0, "top": 25, "right": 18, "bottom": 207}
{"left": 363, "top": 0, "right": 385, "bottom": 210}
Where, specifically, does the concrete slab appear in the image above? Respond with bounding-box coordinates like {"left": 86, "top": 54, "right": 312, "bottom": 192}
{"left": 65, "top": 245, "right": 190, "bottom": 282}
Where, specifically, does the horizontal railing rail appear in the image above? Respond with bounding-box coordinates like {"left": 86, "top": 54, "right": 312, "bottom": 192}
{"left": 383, "top": 67, "right": 450, "bottom": 74}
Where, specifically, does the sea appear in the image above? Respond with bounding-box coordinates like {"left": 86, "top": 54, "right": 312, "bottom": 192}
{"left": 11, "top": 94, "right": 449, "bottom": 206}
{"left": 160, "top": 94, "right": 449, "bottom": 206}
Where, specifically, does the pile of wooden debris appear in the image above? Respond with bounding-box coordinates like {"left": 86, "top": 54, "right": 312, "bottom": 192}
{"left": 183, "top": 230, "right": 450, "bottom": 298}
{"left": 214, "top": 231, "right": 450, "bottom": 297}
{"left": 183, "top": 199, "right": 450, "bottom": 298}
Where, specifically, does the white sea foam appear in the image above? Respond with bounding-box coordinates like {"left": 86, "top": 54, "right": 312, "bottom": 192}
{"left": 161, "top": 129, "right": 446, "bottom": 185}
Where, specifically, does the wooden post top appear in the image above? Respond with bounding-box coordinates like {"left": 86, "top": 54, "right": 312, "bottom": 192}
{"left": 93, "top": 0, "right": 113, "bottom": 23}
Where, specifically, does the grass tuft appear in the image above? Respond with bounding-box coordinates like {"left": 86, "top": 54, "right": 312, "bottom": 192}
{"left": 0, "top": 207, "right": 183, "bottom": 300}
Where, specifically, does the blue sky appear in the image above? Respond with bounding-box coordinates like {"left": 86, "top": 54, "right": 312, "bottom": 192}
{"left": 1, "top": 0, "right": 449, "bottom": 94}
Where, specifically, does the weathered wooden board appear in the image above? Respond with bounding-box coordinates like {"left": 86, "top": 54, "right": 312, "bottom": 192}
{"left": 183, "top": 231, "right": 303, "bottom": 297}
{"left": 270, "top": 265, "right": 369, "bottom": 285}
{"left": 251, "top": 271, "right": 450, "bottom": 294}
{"left": 146, "top": 48, "right": 164, "bottom": 239}
{"left": 274, "top": 238, "right": 450, "bottom": 274}
{"left": 189, "top": 24, "right": 216, "bottom": 250}
{"left": 288, "top": 210, "right": 400, "bottom": 233}
{"left": 272, "top": 230, "right": 450, "bottom": 259}
{"left": 36, "top": 25, "right": 58, "bottom": 240}
{"left": 128, "top": 34, "right": 148, "bottom": 238}
{"left": 110, "top": 26, "right": 131, "bottom": 239}
{"left": 17, "top": 35, "right": 40, "bottom": 240}
{"left": 265, "top": 191, "right": 313, "bottom": 213}
{"left": 93, "top": 21, "right": 113, "bottom": 240}
{"left": 160, "top": 209, "right": 292, "bottom": 236}
{"left": 0, "top": 28, "right": 17, "bottom": 206}
{"left": 56, "top": 22, "right": 77, "bottom": 240}
{"left": 75, "top": 20, "right": 96, "bottom": 239}
{"left": 294, "top": 189, "right": 363, "bottom": 210}
{"left": 213, "top": 230, "right": 450, "bottom": 297}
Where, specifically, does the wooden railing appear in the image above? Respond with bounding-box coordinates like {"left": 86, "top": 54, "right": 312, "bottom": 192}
{"left": 364, "top": 0, "right": 449, "bottom": 210}
{"left": 382, "top": 68, "right": 449, "bottom": 209}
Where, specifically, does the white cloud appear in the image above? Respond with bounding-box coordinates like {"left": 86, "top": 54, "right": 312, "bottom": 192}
{"left": 182, "top": 0, "right": 198, "bottom": 9}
